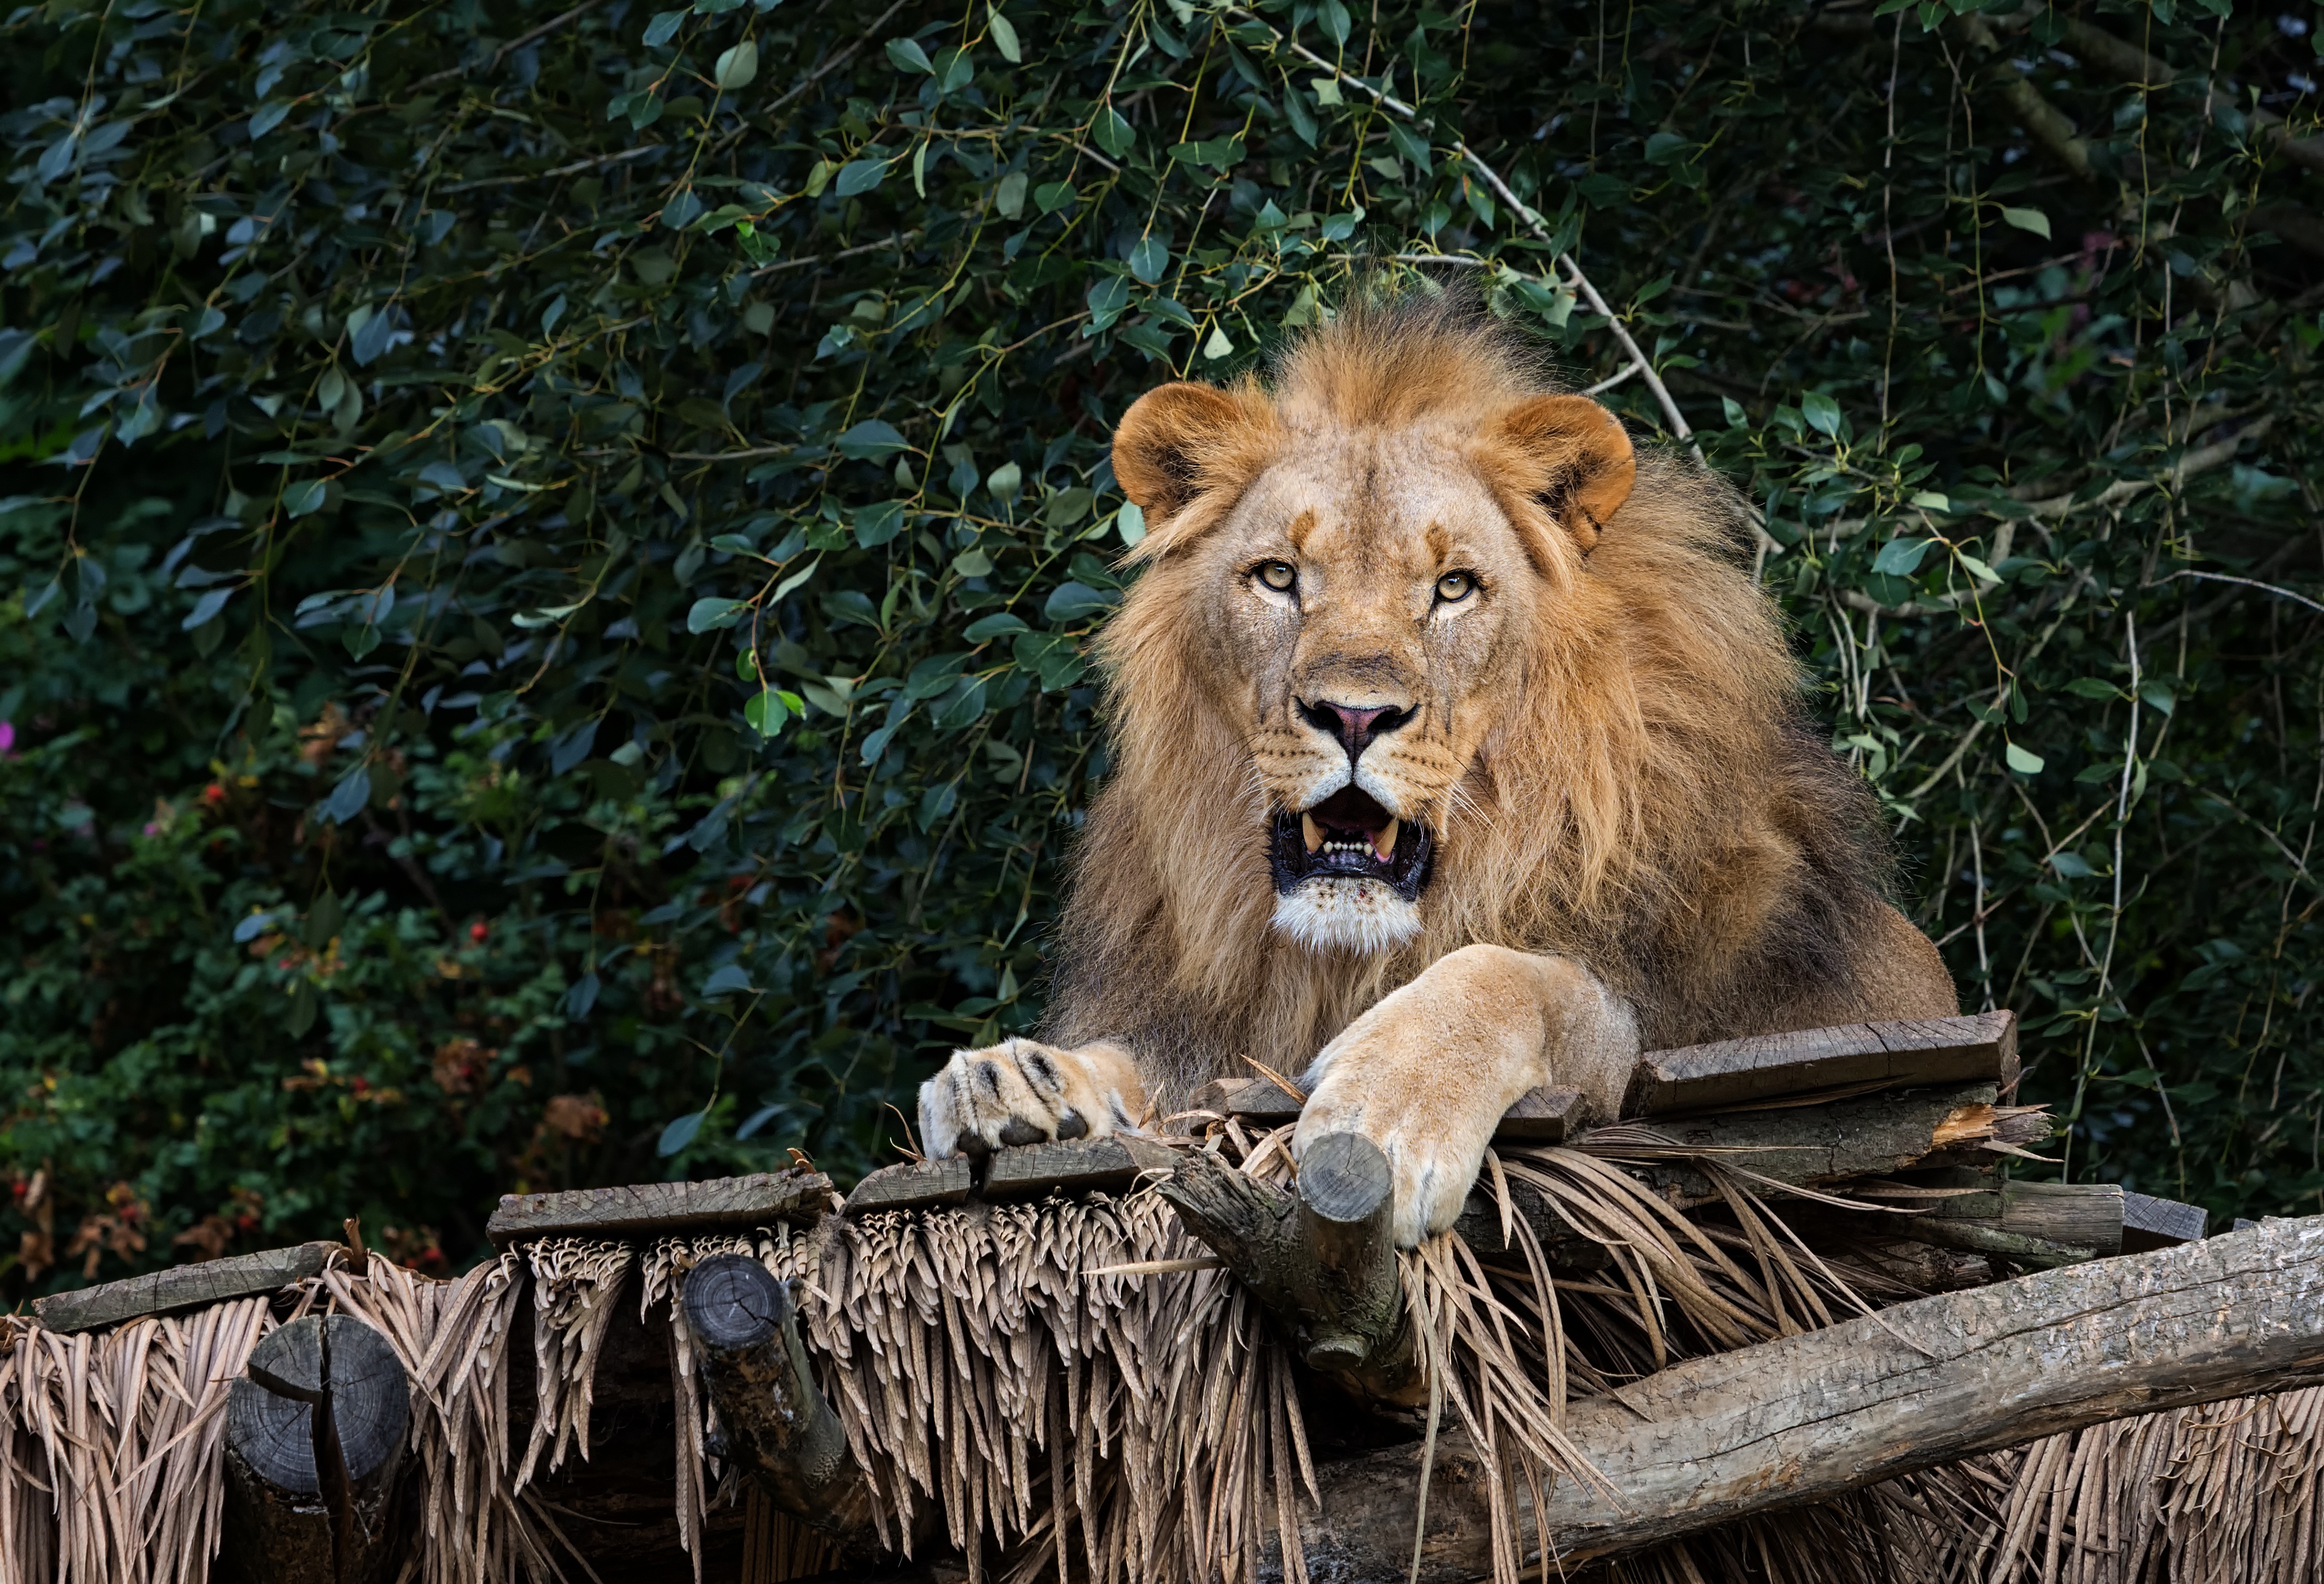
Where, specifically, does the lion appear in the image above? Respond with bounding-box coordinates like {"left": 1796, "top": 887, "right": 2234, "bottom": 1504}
{"left": 919, "top": 293, "right": 1956, "bottom": 1246}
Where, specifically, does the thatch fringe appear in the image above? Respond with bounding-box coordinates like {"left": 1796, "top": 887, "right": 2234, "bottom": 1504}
{"left": 1, "top": 1144, "right": 2318, "bottom": 1584}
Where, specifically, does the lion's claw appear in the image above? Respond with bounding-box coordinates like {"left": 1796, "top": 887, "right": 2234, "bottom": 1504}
{"left": 918, "top": 1039, "right": 1147, "bottom": 1160}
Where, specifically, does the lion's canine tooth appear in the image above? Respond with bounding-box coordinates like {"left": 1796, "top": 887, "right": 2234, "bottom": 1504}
{"left": 1373, "top": 818, "right": 1399, "bottom": 861}
{"left": 1302, "top": 812, "right": 1323, "bottom": 853}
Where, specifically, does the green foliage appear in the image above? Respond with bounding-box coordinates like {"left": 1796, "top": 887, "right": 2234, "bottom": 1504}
{"left": 2, "top": 0, "right": 2320, "bottom": 1296}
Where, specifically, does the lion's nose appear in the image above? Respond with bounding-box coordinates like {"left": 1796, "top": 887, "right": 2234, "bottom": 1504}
{"left": 1299, "top": 699, "right": 1413, "bottom": 762}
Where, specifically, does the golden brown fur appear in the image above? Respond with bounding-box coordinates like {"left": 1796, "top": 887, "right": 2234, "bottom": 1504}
{"left": 1045, "top": 295, "right": 1954, "bottom": 1101}
{"left": 919, "top": 292, "right": 1954, "bottom": 1243}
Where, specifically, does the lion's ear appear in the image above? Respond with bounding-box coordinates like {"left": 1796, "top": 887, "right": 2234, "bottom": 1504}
{"left": 1112, "top": 381, "right": 1273, "bottom": 548}
{"left": 1497, "top": 394, "right": 1636, "bottom": 553}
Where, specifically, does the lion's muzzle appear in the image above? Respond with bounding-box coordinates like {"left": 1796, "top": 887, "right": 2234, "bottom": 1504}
{"left": 1269, "top": 785, "right": 1434, "bottom": 902}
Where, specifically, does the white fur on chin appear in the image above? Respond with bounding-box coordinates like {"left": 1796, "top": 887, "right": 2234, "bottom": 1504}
{"left": 1271, "top": 877, "right": 1422, "bottom": 954}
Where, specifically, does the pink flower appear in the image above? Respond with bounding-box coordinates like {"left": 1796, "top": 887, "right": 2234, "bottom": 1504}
{"left": 0, "top": 720, "right": 14, "bottom": 755}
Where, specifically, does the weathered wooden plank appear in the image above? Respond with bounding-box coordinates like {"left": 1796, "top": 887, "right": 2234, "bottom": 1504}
{"left": 1263, "top": 1214, "right": 2324, "bottom": 1580}
{"left": 1591, "top": 1083, "right": 2047, "bottom": 1207}
{"left": 1206, "top": 1079, "right": 1585, "bottom": 1143}
{"left": 33, "top": 1242, "right": 340, "bottom": 1335}
{"left": 979, "top": 1135, "right": 1181, "bottom": 1201}
{"left": 2123, "top": 1189, "right": 2210, "bottom": 1251}
{"left": 1857, "top": 1172, "right": 2124, "bottom": 1260}
{"left": 1217, "top": 1078, "right": 1306, "bottom": 1127}
{"left": 1626, "top": 1010, "right": 2019, "bottom": 1114}
{"left": 486, "top": 1169, "right": 832, "bottom": 1249}
{"left": 1491, "top": 1085, "right": 1587, "bottom": 1142}
{"left": 843, "top": 1157, "right": 975, "bottom": 1218}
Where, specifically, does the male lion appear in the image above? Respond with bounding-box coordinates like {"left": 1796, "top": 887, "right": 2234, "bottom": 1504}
{"left": 920, "top": 295, "right": 1956, "bottom": 1245}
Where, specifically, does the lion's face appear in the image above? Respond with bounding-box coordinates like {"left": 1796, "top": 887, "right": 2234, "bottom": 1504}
{"left": 1111, "top": 364, "right": 1636, "bottom": 956}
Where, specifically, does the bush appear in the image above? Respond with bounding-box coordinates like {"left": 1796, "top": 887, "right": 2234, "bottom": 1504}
{"left": 2, "top": 0, "right": 2320, "bottom": 1297}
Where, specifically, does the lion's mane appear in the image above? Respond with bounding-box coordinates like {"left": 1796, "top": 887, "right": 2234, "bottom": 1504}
{"left": 1044, "top": 295, "right": 1897, "bottom": 1102}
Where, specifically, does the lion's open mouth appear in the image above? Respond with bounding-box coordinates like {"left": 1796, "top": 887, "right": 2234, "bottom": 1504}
{"left": 1268, "top": 785, "right": 1434, "bottom": 901}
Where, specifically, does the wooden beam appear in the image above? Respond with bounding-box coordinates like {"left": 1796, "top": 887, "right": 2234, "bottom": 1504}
{"left": 980, "top": 1135, "right": 1181, "bottom": 1201}
{"left": 1597, "top": 1082, "right": 2047, "bottom": 1207}
{"left": 1202, "top": 1079, "right": 1588, "bottom": 1143}
{"left": 2123, "top": 1189, "right": 2209, "bottom": 1252}
{"left": 221, "top": 1314, "right": 411, "bottom": 1584}
{"left": 1626, "top": 1010, "right": 2019, "bottom": 1115}
{"left": 1853, "top": 1172, "right": 2125, "bottom": 1266}
{"left": 843, "top": 1137, "right": 1180, "bottom": 1216}
{"left": 1262, "top": 1215, "right": 2324, "bottom": 1580}
{"left": 486, "top": 1168, "right": 833, "bottom": 1249}
{"left": 843, "top": 1157, "right": 975, "bottom": 1217}
{"left": 33, "top": 1242, "right": 340, "bottom": 1334}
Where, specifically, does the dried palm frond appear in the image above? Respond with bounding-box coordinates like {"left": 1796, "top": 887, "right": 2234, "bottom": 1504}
{"left": 3, "top": 1152, "right": 2321, "bottom": 1584}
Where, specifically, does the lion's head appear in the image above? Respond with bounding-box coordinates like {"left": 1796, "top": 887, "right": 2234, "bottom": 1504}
{"left": 1106, "top": 298, "right": 1642, "bottom": 957}
{"left": 1054, "top": 295, "right": 1880, "bottom": 1084}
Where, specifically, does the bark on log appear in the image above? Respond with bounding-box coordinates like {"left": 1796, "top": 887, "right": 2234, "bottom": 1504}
{"left": 1158, "top": 1137, "right": 1410, "bottom": 1380}
{"left": 682, "top": 1253, "right": 874, "bottom": 1540}
{"left": 221, "top": 1314, "right": 411, "bottom": 1584}
{"left": 487, "top": 1168, "right": 832, "bottom": 1248}
{"left": 33, "top": 1241, "right": 339, "bottom": 1333}
{"left": 1259, "top": 1215, "right": 2324, "bottom": 1581}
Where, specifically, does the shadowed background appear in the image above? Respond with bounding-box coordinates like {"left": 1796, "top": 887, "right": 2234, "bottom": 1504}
{"left": 1, "top": 0, "right": 2318, "bottom": 1297}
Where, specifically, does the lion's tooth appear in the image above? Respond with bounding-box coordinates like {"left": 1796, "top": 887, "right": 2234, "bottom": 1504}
{"left": 1303, "top": 812, "right": 1323, "bottom": 853}
{"left": 1373, "top": 818, "right": 1399, "bottom": 861}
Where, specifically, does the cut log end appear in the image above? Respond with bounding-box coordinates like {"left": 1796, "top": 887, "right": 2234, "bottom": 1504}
{"left": 1298, "top": 1131, "right": 1391, "bottom": 1226}
{"left": 683, "top": 1249, "right": 794, "bottom": 1351}
{"left": 222, "top": 1314, "right": 411, "bottom": 1584}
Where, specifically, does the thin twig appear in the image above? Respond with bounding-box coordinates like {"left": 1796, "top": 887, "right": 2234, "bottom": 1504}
{"left": 439, "top": 143, "right": 666, "bottom": 195}
{"left": 2157, "top": 569, "right": 2324, "bottom": 620}
{"left": 407, "top": 0, "right": 608, "bottom": 95}
{"left": 1222, "top": 7, "right": 1698, "bottom": 451}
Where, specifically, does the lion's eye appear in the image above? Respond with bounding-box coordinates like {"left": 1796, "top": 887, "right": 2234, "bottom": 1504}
{"left": 1256, "top": 561, "right": 1298, "bottom": 593}
{"left": 1435, "top": 570, "right": 1476, "bottom": 603}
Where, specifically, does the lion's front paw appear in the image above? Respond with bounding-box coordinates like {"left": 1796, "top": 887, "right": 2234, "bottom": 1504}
{"left": 917, "top": 1040, "right": 1146, "bottom": 1160}
{"left": 1294, "top": 1076, "right": 1489, "bottom": 1248}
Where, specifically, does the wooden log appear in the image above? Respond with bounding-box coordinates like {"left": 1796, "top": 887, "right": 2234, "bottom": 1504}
{"left": 487, "top": 1168, "right": 832, "bottom": 1249}
{"left": 1211, "top": 1078, "right": 1305, "bottom": 1127}
{"left": 980, "top": 1134, "right": 1181, "bottom": 1201}
{"left": 33, "top": 1242, "right": 339, "bottom": 1334}
{"left": 1626, "top": 1010, "right": 2019, "bottom": 1115}
{"left": 1158, "top": 1138, "right": 1410, "bottom": 1383}
{"left": 1260, "top": 1214, "right": 2324, "bottom": 1580}
{"left": 682, "top": 1254, "right": 873, "bottom": 1540}
{"left": 1587, "top": 1082, "right": 2047, "bottom": 1207}
{"left": 843, "top": 1157, "right": 975, "bottom": 1217}
{"left": 1853, "top": 1172, "right": 2124, "bottom": 1265}
{"left": 1492, "top": 1085, "right": 1587, "bottom": 1142}
{"left": 2123, "top": 1189, "right": 2209, "bottom": 1251}
{"left": 1450, "top": 1179, "right": 1608, "bottom": 1268}
{"left": 221, "top": 1314, "right": 411, "bottom": 1584}
{"left": 1293, "top": 1134, "right": 1402, "bottom": 1371}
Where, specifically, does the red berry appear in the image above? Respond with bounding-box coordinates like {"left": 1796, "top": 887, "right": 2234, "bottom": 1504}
{"left": 469, "top": 922, "right": 489, "bottom": 942}
{"left": 202, "top": 783, "right": 226, "bottom": 805}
